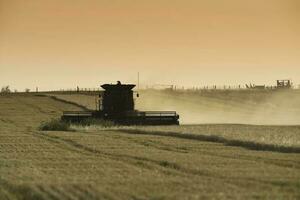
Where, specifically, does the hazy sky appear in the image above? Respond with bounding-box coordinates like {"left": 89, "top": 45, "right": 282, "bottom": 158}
{"left": 0, "top": 0, "right": 299, "bottom": 90}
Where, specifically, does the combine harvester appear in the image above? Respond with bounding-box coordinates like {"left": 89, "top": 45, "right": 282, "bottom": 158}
{"left": 62, "top": 82, "right": 179, "bottom": 125}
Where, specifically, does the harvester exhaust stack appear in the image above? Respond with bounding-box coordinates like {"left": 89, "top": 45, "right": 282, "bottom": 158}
{"left": 62, "top": 82, "right": 179, "bottom": 125}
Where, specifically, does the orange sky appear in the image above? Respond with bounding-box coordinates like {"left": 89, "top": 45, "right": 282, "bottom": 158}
{"left": 0, "top": 0, "right": 299, "bottom": 90}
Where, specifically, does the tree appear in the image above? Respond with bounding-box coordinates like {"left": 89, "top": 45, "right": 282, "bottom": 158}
{"left": 1, "top": 86, "right": 11, "bottom": 93}
{"left": 25, "top": 88, "right": 30, "bottom": 93}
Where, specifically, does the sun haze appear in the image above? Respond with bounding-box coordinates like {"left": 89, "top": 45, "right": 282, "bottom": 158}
{"left": 0, "top": 0, "right": 299, "bottom": 90}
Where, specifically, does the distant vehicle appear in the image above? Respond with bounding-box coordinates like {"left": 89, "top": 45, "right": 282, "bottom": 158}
{"left": 276, "top": 80, "right": 292, "bottom": 89}
{"left": 62, "top": 82, "right": 179, "bottom": 125}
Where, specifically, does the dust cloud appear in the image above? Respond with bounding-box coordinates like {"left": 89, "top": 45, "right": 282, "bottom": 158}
{"left": 135, "top": 89, "right": 300, "bottom": 125}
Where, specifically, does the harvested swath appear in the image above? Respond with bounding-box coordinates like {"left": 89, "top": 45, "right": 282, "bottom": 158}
{"left": 117, "top": 127, "right": 300, "bottom": 153}
{"left": 72, "top": 123, "right": 300, "bottom": 153}
{"left": 48, "top": 95, "right": 90, "bottom": 111}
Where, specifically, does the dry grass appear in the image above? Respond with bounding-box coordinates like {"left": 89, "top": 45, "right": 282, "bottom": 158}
{"left": 0, "top": 94, "right": 300, "bottom": 199}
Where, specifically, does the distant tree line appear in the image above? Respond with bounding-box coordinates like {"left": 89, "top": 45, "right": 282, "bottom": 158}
{"left": 1, "top": 85, "right": 11, "bottom": 93}
{"left": 1, "top": 85, "right": 31, "bottom": 93}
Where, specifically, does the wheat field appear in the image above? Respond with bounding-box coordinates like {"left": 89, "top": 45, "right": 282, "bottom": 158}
{"left": 0, "top": 93, "right": 300, "bottom": 199}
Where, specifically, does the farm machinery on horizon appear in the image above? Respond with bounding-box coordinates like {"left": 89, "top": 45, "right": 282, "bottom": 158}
{"left": 61, "top": 82, "right": 180, "bottom": 125}
{"left": 246, "top": 79, "right": 293, "bottom": 90}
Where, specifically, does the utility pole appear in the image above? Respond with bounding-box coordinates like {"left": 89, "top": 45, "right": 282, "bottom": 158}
{"left": 137, "top": 72, "right": 140, "bottom": 90}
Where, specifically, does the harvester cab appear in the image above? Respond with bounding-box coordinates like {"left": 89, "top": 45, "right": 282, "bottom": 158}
{"left": 100, "top": 83, "right": 136, "bottom": 116}
{"left": 62, "top": 82, "right": 179, "bottom": 125}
